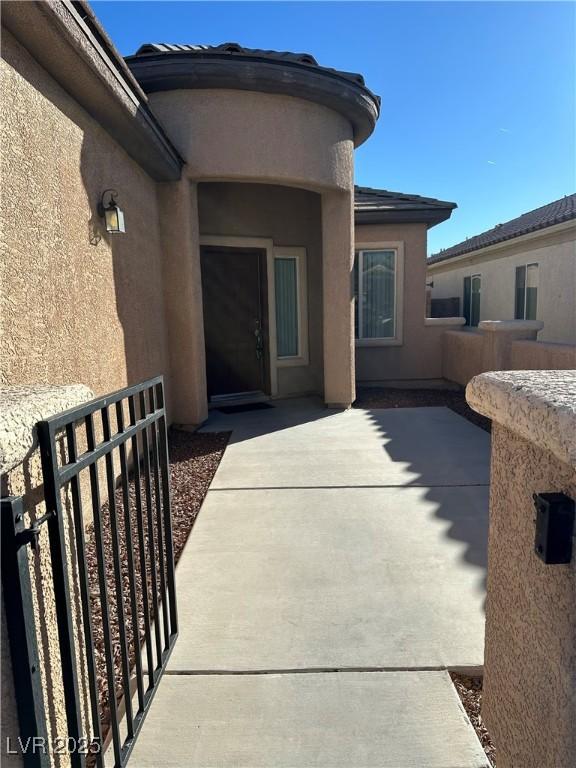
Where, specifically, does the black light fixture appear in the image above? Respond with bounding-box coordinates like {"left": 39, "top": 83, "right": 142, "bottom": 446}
{"left": 98, "top": 189, "right": 125, "bottom": 234}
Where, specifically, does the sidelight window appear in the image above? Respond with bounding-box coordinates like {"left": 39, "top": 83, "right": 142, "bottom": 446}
{"left": 273, "top": 247, "right": 308, "bottom": 364}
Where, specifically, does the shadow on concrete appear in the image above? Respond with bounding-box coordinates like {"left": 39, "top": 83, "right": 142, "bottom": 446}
{"left": 365, "top": 406, "right": 489, "bottom": 610}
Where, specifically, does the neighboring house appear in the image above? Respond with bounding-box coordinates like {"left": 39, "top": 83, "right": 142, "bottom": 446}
{"left": 428, "top": 195, "right": 576, "bottom": 343}
{"left": 2, "top": 1, "right": 457, "bottom": 428}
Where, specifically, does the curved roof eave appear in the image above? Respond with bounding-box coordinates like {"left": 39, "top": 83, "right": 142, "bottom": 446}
{"left": 125, "top": 48, "right": 381, "bottom": 147}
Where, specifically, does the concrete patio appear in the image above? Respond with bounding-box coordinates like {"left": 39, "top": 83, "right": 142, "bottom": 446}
{"left": 130, "top": 399, "right": 491, "bottom": 767}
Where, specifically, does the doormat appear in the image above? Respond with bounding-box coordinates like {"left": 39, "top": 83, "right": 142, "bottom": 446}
{"left": 217, "top": 402, "right": 274, "bottom": 414}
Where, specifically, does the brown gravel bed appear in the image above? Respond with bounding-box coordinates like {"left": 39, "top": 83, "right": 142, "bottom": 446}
{"left": 84, "top": 428, "right": 229, "bottom": 747}
{"left": 354, "top": 386, "right": 491, "bottom": 432}
{"left": 450, "top": 673, "right": 496, "bottom": 766}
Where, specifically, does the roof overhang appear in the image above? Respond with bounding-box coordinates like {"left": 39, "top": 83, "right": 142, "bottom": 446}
{"left": 125, "top": 50, "right": 381, "bottom": 147}
{"left": 354, "top": 207, "right": 456, "bottom": 228}
{"left": 2, "top": 1, "right": 183, "bottom": 181}
{"left": 427, "top": 218, "right": 576, "bottom": 270}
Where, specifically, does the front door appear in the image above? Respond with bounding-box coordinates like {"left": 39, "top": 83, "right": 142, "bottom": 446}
{"left": 200, "top": 246, "right": 268, "bottom": 398}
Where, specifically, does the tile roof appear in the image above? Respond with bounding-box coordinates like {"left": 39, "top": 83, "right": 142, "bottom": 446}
{"left": 127, "top": 42, "right": 381, "bottom": 146}
{"left": 132, "top": 42, "right": 371, "bottom": 89}
{"left": 354, "top": 186, "right": 457, "bottom": 227}
{"left": 428, "top": 194, "right": 576, "bottom": 264}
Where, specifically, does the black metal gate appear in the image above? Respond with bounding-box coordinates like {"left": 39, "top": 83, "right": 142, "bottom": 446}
{"left": 27, "top": 376, "right": 177, "bottom": 767}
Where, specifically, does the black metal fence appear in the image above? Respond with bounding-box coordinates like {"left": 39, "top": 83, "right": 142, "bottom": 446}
{"left": 4, "top": 376, "right": 178, "bottom": 768}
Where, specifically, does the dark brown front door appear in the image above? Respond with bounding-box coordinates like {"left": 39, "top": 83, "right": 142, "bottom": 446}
{"left": 200, "top": 246, "right": 268, "bottom": 398}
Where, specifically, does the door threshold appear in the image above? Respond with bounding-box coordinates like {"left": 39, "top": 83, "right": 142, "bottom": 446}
{"left": 208, "top": 391, "right": 270, "bottom": 409}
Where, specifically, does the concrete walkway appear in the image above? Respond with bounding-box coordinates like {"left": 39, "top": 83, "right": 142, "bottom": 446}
{"left": 131, "top": 399, "right": 491, "bottom": 767}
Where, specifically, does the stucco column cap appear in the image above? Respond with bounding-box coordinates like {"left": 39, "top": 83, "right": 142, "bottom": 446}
{"left": 0, "top": 385, "right": 94, "bottom": 474}
{"left": 424, "top": 317, "right": 466, "bottom": 327}
{"left": 466, "top": 370, "right": 576, "bottom": 467}
{"left": 479, "top": 320, "right": 544, "bottom": 333}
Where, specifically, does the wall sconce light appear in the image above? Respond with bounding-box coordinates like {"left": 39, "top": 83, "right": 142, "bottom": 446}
{"left": 98, "top": 189, "right": 125, "bottom": 234}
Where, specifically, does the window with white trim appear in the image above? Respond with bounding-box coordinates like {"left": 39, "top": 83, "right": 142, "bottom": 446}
{"left": 273, "top": 248, "right": 308, "bottom": 363}
{"left": 515, "top": 263, "right": 538, "bottom": 320}
{"left": 354, "top": 249, "right": 397, "bottom": 339}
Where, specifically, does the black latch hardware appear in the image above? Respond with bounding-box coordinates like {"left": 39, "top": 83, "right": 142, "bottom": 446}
{"left": 15, "top": 510, "right": 55, "bottom": 551}
{"left": 533, "top": 492, "right": 575, "bottom": 564}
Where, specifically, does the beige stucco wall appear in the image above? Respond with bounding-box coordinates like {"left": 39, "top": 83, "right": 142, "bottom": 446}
{"left": 482, "top": 424, "right": 576, "bottom": 768}
{"left": 148, "top": 89, "right": 354, "bottom": 193}
{"left": 442, "top": 330, "right": 485, "bottom": 386}
{"left": 1, "top": 30, "right": 170, "bottom": 401}
{"left": 198, "top": 182, "right": 324, "bottom": 398}
{"left": 466, "top": 370, "right": 576, "bottom": 768}
{"left": 354, "top": 222, "right": 453, "bottom": 383}
{"left": 443, "top": 330, "right": 576, "bottom": 387}
{"left": 1, "top": 385, "right": 95, "bottom": 768}
{"left": 510, "top": 339, "right": 576, "bottom": 370}
{"left": 429, "top": 223, "right": 576, "bottom": 343}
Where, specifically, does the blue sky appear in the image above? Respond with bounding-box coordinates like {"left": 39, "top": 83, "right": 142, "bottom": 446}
{"left": 93, "top": 1, "right": 575, "bottom": 254}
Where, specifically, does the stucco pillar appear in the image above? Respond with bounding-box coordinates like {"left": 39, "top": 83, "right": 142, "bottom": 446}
{"left": 1, "top": 385, "right": 95, "bottom": 768}
{"left": 321, "top": 189, "right": 355, "bottom": 408}
{"left": 157, "top": 179, "right": 208, "bottom": 426}
{"left": 467, "top": 370, "right": 576, "bottom": 768}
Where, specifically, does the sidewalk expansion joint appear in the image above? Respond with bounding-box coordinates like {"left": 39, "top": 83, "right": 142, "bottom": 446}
{"left": 208, "top": 483, "right": 490, "bottom": 492}
{"left": 164, "top": 666, "right": 450, "bottom": 676}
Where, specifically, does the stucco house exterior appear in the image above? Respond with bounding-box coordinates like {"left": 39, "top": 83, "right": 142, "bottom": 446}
{"left": 428, "top": 195, "right": 576, "bottom": 343}
{"left": 2, "top": 0, "right": 461, "bottom": 427}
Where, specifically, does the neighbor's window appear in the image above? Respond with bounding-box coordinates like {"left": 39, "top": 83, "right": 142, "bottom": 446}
{"left": 354, "top": 249, "right": 397, "bottom": 339}
{"left": 515, "top": 263, "right": 538, "bottom": 320}
{"left": 274, "top": 256, "right": 299, "bottom": 357}
{"left": 463, "top": 274, "right": 481, "bottom": 327}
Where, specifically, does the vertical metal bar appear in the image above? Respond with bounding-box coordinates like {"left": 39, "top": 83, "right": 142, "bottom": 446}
{"left": 138, "top": 391, "right": 163, "bottom": 669}
{"left": 127, "top": 395, "right": 154, "bottom": 689}
{"left": 1, "top": 496, "right": 50, "bottom": 768}
{"left": 84, "top": 414, "right": 122, "bottom": 768}
{"left": 115, "top": 400, "right": 145, "bottom": 713}
{"left": 36, "top": 420, "right": 85, "bottom": 768}
{"left": 100, "top": 407, "right": 134, "bottom": 739}
{"left": 65, "top": 423, "right": 104, "bottom": 768}
{"left": 155, "top": 382, "right": 178, "bottom": 638}
{"left": 148, "top": 387, "right": 170, "bottom": 650}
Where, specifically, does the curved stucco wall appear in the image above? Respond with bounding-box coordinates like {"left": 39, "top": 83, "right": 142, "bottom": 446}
{"left": 149, "top": 89, "right": 354, "bottom": 192}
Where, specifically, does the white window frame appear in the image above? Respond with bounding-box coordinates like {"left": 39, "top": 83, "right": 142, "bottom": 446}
{"left": 354, "top": 242, "right": 404, "bottom": 346}
{"left": 272, "top": 247, "right": 309, "bottom": 367}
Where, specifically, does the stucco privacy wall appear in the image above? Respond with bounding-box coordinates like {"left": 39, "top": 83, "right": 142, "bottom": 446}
{"left": 198, "top": 182, "right": 324, "bottom": 397}
{"left": 1, "top": 385, "right": 95, "bottom": 768}
{"left": 429, "top": 223, "right": 576, "bottom": 344}
{"left": 1, "top": 30, "right": 170, "bottom": 401}
{"left": 467, "top": 371, "right": 576, "bottom": 768}
{"left": 354, "top": 222, "right": 457, "bottom": 383}
{"left": 443, "top": 328, "right": 576, "bottom": 387}
{"left": 510, "top": 339, "right": 576, "bottom": 370}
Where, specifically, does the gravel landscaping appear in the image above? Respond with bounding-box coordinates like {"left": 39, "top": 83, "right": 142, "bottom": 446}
{"left": 84, "top": 428, "right": 229, "bottom": 749}
{"left": 451, "top": 673, "right": 496, "bottom": 766}
{"left": 354, "top": 386, "right": 491, "bottom": 432}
